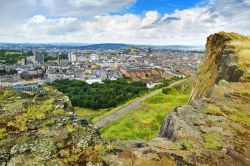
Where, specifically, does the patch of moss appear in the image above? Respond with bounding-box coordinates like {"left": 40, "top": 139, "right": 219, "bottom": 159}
{"left": 16, "top": 135, "right": 29, "bottom": 144}
{"left": 203, "top": 132, "right": 222, "bottom": 150}
{"left": 7, "top": 113, "right": 28, "bottom": 132}
{"left": 202, "top": 105, "right": 223, "bottom": 116}
{"left": 66, "top": 123, "right": 75, "bottom": 133}
{"left": 0, "top": 128, "right": 7, "bottom": 139}
{"left": 53, "top": 108, "right": 65, "bottom": 116}
{"left": 27, "top": 105, "right": 46, "bottom": 120}
{"left": 42, "top": 86, "right": 63, "bottom": 97}
{"left": 40, "top": 100, "right": 54, "bottom": 112}
{"left": 177, "top": 139, "right": 193, "bottom": 150}
{"left": 229, "top": 111, "right": 250, "bottom": 127}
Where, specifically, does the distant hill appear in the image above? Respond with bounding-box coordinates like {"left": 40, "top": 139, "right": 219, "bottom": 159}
{"left": 0, "top": 43, "right": 203, "bottom": 50}
{"left": 81, "top": 43, "right": 129, "bottom": 50}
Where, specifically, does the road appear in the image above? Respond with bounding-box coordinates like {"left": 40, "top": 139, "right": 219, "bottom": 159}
{"left": 94, "top": 80, "right": 183, "bottom": 129}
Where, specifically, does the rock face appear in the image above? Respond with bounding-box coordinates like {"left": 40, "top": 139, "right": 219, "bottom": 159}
{"left": 190, "top": 32, "right": 246, "bottom": 102}
{"left": 159, "top": 32, "right": 250, "bottom": 165}
{"left": 0, "top": 87, "right": 105, "bottom": 165}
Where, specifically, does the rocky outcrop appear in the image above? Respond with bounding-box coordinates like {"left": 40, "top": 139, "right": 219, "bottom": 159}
{"left": 158, "top": 32, "right": 250, "bottom": 165}
{"left": 159, "top": 106, "right": 203, "bottom": 141}
{"left": 0, "top": 87, "right": 105, "bottom": 165}
{"left": 190, "top": 32, "right": 246, "bottom": 102}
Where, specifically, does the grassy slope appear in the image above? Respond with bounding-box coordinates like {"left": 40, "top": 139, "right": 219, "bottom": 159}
{"left": 100, "top": 78, "right": 193, "bottom": 140}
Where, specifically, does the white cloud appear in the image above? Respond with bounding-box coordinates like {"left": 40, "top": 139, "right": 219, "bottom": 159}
{"left": 41, "top": 0, "right": 136, "bottom": 17}
{"left": 141, "top": 11, "right": 159, "bottom": 28}
{"left": 0, "top": 0, "right": 250, "bottom": 45}
{"left": 244, "top": 0, "right": 250, "bottom": 5}
{"left": 22, "top": 15, "right": 81, "bottom": 41}
{"left": 28, "top": 15, "right": 47, "bottom": 24}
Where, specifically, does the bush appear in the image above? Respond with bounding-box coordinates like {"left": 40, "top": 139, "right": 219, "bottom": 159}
{"left": 162, "top": 87, "right": 171, "bottom": 94}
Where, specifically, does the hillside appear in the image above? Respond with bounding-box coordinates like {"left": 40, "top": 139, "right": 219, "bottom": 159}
{"left": 100, "top": 78, "right": 193, "bottom": 141}
{"left": 100, "top": 32, "right": 250, "bottom": 165}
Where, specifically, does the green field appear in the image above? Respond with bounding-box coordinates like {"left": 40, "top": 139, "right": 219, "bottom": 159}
{"left": 100, "top": 78, "right": 193, "bottom": 140}
{"left": 4, "top": 51, "right": 22, "bottom": 55}
{"left": 0, "top": 50, "right": 33, "bottom": 64}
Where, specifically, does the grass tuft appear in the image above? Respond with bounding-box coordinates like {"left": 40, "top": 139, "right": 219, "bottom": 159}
{"left": 203, "top": 132, "right": 222, "bottom": 150}
{"left": 202, "top": 105, "right": 223, "bottom": 116}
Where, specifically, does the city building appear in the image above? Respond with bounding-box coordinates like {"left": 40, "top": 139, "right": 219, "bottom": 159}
{"left": 35, "top": 52, "right": 45, "bottom": 65}
{"left": 68, "top": 53, "right": 77, "bottom": 63}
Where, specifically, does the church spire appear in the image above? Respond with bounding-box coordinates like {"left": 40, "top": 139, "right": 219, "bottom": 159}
{"left": 148, "top": 45, "right": 152, "bottom": 54}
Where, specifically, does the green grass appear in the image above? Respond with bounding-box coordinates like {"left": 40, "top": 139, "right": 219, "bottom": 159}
{"left": 202, "top": 105, "right": 223, "bottom": 116}
{"left": 203, "top": 132, "right": 222, "bottom": 150}
{"left": 74, "top": 107, "right": 111, "bottom": 121}
{"left": 177, "top": 139, "right": 193, "bottom": 150}
{"left": 229, "top": 110, "right": 250, "bottom": 127}
{"left": 4, "top": 51, "right": 22, "bottom": 55}
{"left": 92, "top": 93, "right": 149, "bottom": 123}
{"left": 100, "top": 88, "right": 190, "bottom": 140}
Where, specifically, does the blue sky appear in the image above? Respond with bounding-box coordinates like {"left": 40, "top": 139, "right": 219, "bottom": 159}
{"left": 0, "top": 0, "right": 250, "bottom": 45}
{"left": 126, "top": 0, "right": 206, "bottom": 14}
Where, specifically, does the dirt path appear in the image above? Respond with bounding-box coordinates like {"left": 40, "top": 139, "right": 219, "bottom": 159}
{"left": 94, "top": 80, "right": 183, "bottom": 129}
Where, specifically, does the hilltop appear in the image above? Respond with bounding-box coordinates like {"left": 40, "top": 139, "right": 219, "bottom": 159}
{"left": 0, "top": 32, "right": 249, "bottom": 166}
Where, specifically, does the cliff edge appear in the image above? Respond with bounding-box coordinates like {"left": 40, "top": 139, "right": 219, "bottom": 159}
{"left": 158, "top": 32, "right": 250, "bottom": 165}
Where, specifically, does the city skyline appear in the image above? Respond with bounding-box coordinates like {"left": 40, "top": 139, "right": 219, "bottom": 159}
{"left": 0, "top": 0, "right": 250, "bottom": 45}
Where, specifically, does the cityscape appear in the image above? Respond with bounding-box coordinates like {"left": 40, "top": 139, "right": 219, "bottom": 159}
{"left": 0, "top": 44, "right": 203, "bottom": 90}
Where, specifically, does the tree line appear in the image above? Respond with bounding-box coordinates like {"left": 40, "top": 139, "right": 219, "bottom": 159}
{"left": 52, "top": 78, "right": 148, "bottom": 110}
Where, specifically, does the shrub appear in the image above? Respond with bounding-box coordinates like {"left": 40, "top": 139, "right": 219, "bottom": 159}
{"left": 162, "top": 87, "right": 171, "bottom": 94}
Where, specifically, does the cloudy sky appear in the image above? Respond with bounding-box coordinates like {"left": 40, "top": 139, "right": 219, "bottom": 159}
{"left": 0, "top": 0, "right": 250, "bottom": 45}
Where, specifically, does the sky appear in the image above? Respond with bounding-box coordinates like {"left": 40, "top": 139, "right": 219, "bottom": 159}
{"left": 0, "top": 0, "right": 250, "bottom": 45}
